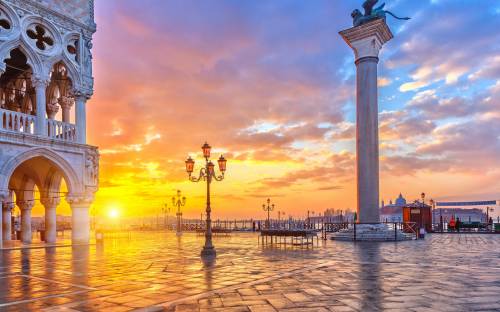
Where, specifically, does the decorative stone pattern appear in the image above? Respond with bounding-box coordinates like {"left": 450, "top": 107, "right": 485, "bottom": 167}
{"left": 0, "top": 0, "right": 97, "bottom": 245}
{"left": 34, "top": 0, "right": 92, "bottom": 25}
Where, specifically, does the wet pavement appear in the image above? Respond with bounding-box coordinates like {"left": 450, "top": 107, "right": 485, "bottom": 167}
{"left": 0, "top": 232, "right": 499, "bottom": 311}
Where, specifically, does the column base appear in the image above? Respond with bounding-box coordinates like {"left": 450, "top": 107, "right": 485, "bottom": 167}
{"left": 201, "top": 246, "right": 216, "bottom": 258}
{"left": 330, "top": 224, "right": 415, "bottom": 241}
{"left": 176, "top": 231, "right": 183, "bottom": 236}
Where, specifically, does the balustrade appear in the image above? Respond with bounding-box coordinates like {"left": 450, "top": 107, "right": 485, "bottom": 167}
{"left": 0, "top": 108, "right": 36, "bottom": 134}
{"left": 0, "top": 108, "right": 77, "bottom": 142}
{"left": 47, "top": 119, "right": 76, "bottom": 142}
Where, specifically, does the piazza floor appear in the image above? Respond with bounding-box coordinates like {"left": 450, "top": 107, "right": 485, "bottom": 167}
{"left": 0, "top": 232, "right": 499, "bottom": 312}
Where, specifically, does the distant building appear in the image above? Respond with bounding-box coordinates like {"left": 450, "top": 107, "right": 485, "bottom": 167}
{"left": 433, "top": 208, "right": 486, "bottom": 223}
{"left": 380, "top": 193, "right": 407, "bottom": 222}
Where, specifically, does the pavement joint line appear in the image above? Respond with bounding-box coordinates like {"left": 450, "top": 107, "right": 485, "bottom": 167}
{"left": 157, "top": 259, "right": 338, "bottom": 309}
{"left": 0, "top": 290, "right": 91, "bottom": 308}
{"left": 41, "top": 259, "right": 336, "bottom": 311}
{"left": 0, "top": 274, "right": 97, "bottom": 290}
{"left": 0, "top": 242, "right": 95, "bottom": 251}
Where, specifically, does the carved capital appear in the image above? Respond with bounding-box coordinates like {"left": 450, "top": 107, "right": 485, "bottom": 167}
{"left": 46, "top": 100, "right": 60, "bottom": 118}
{"left": 2, "top": 202, "right": 15, "bottom": 211}
{"left": 0, "top": 190, "right": 10, "bottom": 202}
{"left": 41, "top": 197, "right": 60, "bottom": 208}
{"left": 339, "top": 19, "right": 393, "bottom": 61}
{"left": 71, "top": 89, "right": 92, "bottom": 101}
{"left": 31, "top": 75, "right": 51, "bottom": 89}
{"left": 58, "top": 96, "right": 74, "bottom": 109}
{"left": 67, "top": 194, "right": 94, "bottom": 208}
{"left": 17, "top": 200, "right": 35, "bottom": 211}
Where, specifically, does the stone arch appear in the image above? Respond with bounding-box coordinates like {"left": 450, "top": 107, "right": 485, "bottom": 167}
{"left": 46, "top": 57, "right": 81, "bottom": 90}
{"left": 0, "top": 147, "right": 82, "bottom": 196}
{"left": 0, "top": 38, "right": 43, "bottom": 76}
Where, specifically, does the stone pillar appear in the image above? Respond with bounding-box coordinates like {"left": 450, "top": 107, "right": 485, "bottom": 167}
{"left": 32, "top": 76, "right": 50, "bottom": 136}
{"left": 74, "top": 94, "right": 88, "bottom": 144}
{"left": 41, "top": 198, "right": 59, "bottom": 244}
{"left": 2, "top": 202, "right": 14, "bottom": 241}
{"left": 67, "top": 196, "right": 92, "bottom": 244}
{"left": 339, "top": 19, "right": 393, "bottom": 223}
{"left": 0, "top": 192, "right": 5, "bottom": 247}
{"left": 59, "top": 96, "right": 74, "bottom": 123}
{"left": 18, "top": 200, "right": 34, "bottom": 244}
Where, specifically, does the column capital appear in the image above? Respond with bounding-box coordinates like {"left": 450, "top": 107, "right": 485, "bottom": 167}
{"left": 46, "top": 100, "right": 60, "bottom": 119}
{"left": 0, "top": 190, "right": 10, "bottom": 202}
{"left": 31, "top": 75, "right": 51, "bottom": 89}
{"left": 2, "top": 202, "right": 14, "bottom": 211}
{"left": 17, "top": 200, "right": 35, "bottom": 211}
{"left": 339, "top": 18, "right": 393, "bottom": 61}
{"left": 67, "top": 194, "right": 94, "bottom": 208}
{"left": 71, "top": 89, "right": 92, "bottom": 101}
{"left": 58, "top": 96, "right": 74, "bottom": 109}
{"left": 41, "top": 197, "right": 60, "bottom": 208}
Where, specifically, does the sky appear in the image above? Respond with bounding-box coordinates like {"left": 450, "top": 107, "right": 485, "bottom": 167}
{"left": 77, "top": 0, "right": 500, "bottom": 220}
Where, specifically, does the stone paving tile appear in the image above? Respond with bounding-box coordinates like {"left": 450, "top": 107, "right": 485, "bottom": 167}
{"left": 0, "top": 232, "right": 499, "bottom": 311}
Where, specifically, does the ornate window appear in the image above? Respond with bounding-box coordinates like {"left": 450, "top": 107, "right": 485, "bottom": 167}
{"left": 26, "top": 24, "right": 54, "bottom": 51}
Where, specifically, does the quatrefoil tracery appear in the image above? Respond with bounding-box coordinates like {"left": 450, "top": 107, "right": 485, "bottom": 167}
{"left": 0, "top": 11, "right": 11, "bottom": 30}
{"left": 26, "top": 25, "right": 54, "bottom": 50}
{"left": 67, "top": 39, "right": 79, "bottom": 62}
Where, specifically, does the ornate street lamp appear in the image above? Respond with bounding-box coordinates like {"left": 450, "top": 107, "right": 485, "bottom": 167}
{"left": 185, "top": 142, "right": 227, "bottom": 258}
{"left": 172, "top": 190, "right": 186, "bottom": 236}
{"left": 262, "top": 198, "right": 274, "bottom": 229}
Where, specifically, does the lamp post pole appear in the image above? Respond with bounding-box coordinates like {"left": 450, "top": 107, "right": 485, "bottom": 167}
{"left": 430, "top": 199, "right": 435, "bottom": 232}
{"left": 262, "top": 198, "right": 275, "bottom": 229}
{"left": 185, "top": 142, "right": 227, "bottom": 258}
{"left": 486, "top": 207, "right": 494, "bottom": 231}
{"left": 172, "top": 190, "right": 186, "bottom": 236}
{"left": 162, "top": 204, "right": 170, "bottom": 230}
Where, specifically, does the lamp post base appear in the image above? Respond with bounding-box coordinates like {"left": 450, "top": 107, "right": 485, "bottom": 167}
{"left": 176, "top": 231, "right": 182, "bottom": 236}
{"left": 201, "top": 246, "right": 216, "bottom": 258}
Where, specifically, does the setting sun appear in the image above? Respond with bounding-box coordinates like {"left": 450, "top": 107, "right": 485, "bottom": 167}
{"left": 107, "top": 207, "right": 120, "bottom": 219}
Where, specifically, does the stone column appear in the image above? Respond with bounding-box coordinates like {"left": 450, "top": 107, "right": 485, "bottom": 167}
{"left": 18, "top": 200, "right": 34, "bottom": 244}
{"left": 59, "top": 96, "right": 74, "bottom": 123}
{"left": 67, "top": 195, "right": 92, "bottom": 244}
{"left": 32, "top": 76, "right": 50, "bottom": 136}
{"left": 2, "top": 202, "right": 14, "bottom": 241}
{"left": 339, "top": 19, "right": 393, "bottom": 223}
{"left": 41, "top": 198, "right": 59, "bottom": 244}
{"left": 74, "top": 93, "right": 88, "bottom": 144}
{"left": 0, "top": 192, "right": 5, "bottom": 247}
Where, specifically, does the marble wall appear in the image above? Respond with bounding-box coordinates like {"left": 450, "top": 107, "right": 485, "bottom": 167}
{"left": 35, "top": 0, "right": 92, "bottom": 25}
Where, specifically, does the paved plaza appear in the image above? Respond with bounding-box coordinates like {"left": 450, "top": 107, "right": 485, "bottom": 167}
{"left": 0, "top": 232, "right": 499, "bottom": 311}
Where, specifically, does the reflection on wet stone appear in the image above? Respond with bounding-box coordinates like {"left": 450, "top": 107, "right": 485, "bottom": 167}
{"left": 0, "top": 232, "right": 499, "bottom": 311}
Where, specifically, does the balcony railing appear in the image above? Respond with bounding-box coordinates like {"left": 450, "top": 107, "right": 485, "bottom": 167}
{"left": 47, "top": 119, "right": 76, "bottom": 142}
{"left": 1, "top": 108, "right": 77, "bottom": 142}
{"left": 1, "top": 108, "right": 35, "bottom": 134}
